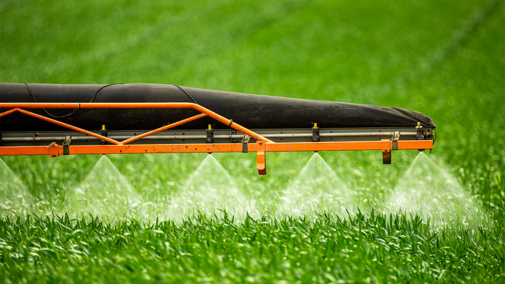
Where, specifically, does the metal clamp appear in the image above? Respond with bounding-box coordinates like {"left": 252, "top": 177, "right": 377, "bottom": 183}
{"left": 392, "top": 131, "right": 400, "bottom": 150}
{"left": 229, "top": 130, "right": 236, "bottom": 142}
{"left": 241, "top": 135, "right": 250, "bottom": 153}
{"left": 63, "top": 136, "right": 72, "bottom": 155}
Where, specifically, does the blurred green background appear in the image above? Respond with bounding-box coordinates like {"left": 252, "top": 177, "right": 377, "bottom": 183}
{"left": 1, "top": 0, "right": 503, "bottom": 210}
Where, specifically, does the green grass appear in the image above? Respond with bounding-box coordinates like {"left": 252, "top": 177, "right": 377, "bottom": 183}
{"left": 1, "top": 0, "right": 505, "bottom": 282}
{"left": 1, "top": 212, "right": 503, "bottom": 283}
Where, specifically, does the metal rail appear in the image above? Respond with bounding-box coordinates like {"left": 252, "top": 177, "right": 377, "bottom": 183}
{"left": 1, "top": 131, "right": 419, "bottom": 142}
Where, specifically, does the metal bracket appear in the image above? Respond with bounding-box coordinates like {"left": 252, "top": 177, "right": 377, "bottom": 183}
{"left": 229, "top": 130, "right": 237, "bottom": 142}
{"left": 241, "top": 135, "right": 250, "bottom": 153}
{"left": 256, "top": 141, "right": 266, "bottom": 175}
{"left": 63, "top": 136, "right": 72, "bottom": 155}
{"left": 48, "top": 142, "right": 59, "bottom": 158}
{"left": 392, "top": 131, "right": 400, "bottom": 150}
{"left": 424, "top": 128, "right": 433, "bottom": 139}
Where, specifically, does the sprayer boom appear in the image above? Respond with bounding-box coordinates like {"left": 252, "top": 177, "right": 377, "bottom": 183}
{"left": 0, "top": 102, "right": 434, "bottom": 175}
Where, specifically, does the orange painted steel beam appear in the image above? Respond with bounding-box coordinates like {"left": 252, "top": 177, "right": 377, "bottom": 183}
{"left": 0, "top": 103, "right": 80, "bottom": 109}
{"left": 0, "top": 146, "right": 61, "bottom": 156}
{"left": 120, "top": 113, "right": 208, "bottom": 145}
{"left": 264, "top": 140, "right": 431, "bottom": 152}
{"left": 0, "top": 103, "right": 273, "bottom": 143}
{"left": 0, "top": 108, "right": 19, "bottom": 118}
{"left": 0, "top": 144, "right": 243, "bottom": 156}
{"left": 0, "top": 140, "right": 433, "bottom": 156}
{"left": 396, "top": 140, "right": 433, "bottom": 150}
{"left": 16, "top": 109, "right": 121, "bottom": 145}
{"left": 79, "top": 103, "right": 194, "bottom": 109}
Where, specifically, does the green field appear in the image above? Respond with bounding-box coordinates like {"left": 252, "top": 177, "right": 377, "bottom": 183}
{"left": 1, "top": 0, "right": 505, "bottom": 282}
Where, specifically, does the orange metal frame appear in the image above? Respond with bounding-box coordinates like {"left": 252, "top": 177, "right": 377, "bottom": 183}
{"left": 0, "top": 103, "right": 433, "bottom": 175}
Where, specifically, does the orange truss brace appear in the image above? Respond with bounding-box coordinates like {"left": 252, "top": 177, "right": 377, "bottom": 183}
{"left": 16, "top": 108, "right": 121, "bottom": 145}
{"left": 120, "top": 113, "right": 208, "bottom": 145}
{"left": 0, "top": 103, "right": 434, "bottom": 175}
{"left": 0, "top": 103, "right": 273, "bottom": 144}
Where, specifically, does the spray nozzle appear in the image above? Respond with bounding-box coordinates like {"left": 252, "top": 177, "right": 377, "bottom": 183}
{"left": 416, "top": 122, "right": 424, "bottom": 140}
{"left": 100, "top": 125, "right": 108, "bottom": 145}
{"left": 312, "top": 122, "right": 320, "bottom": 142}
{"left": 206, "top": 124, "right": 214, "bottom": 143}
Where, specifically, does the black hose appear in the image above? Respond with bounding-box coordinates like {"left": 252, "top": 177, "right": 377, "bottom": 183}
{"left": 25, "top": 83, "right": 122, "bottom": 118}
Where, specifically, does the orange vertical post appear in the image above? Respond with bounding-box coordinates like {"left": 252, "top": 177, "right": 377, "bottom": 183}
{"left": 256, "top": 141, "right": 267, "bottom": 175}
{"left": 381, "top": 139, "right": 392, "bottom": 164}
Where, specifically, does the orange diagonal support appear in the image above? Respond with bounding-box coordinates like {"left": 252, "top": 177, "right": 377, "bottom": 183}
{"left": 16, "top": 108, "right": 121, "bottom": 145}
{"left": 120, "top": 113, "right": 208, "bottom": 145}
{"left": 0, "top": 108, "right": 19, "bottom": 117}
{"left": 0, "top": 103, "right": 274, "bottom": 143}
{"left": 79, "top": 103, "right": 273, "bottom": 143}
{"left": 192, "top": 104, "right": 274, "bottom": 144}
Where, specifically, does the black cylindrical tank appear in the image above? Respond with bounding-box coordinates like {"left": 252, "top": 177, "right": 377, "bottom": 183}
{"left": 0, "top": 83, "right": 436, "bottom": 131}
